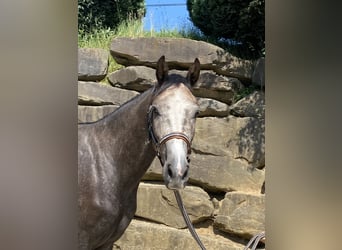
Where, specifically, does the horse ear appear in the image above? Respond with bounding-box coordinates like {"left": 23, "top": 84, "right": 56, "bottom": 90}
{"left": 187, "top": 58, "right": 200, "bottom": 86}
{"left": 156, "top": 55, "right": 168, "bottom": 86}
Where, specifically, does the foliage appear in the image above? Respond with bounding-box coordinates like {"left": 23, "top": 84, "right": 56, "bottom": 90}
{"left": 234, "top": 84, "right": 260, "bottom": 102}
{"left": 78, "top": 0, "right": 145, "bottom": 34}
{"left": 187, "top": 0, "right": 264, "bottom": 59}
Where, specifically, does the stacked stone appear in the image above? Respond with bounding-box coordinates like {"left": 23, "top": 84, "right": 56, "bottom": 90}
{"left": 78, "top": 37, "right": 265, "bottom": 250}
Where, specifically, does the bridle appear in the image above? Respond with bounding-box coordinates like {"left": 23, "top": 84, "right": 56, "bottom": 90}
{"left": 147, "top": 105, "right": 192, "bottom": 163}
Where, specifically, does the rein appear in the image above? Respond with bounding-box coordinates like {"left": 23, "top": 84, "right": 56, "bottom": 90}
{"left": 243, "top": 231, "right": 265, "bottom": 250}
{"left": 174, "top": 190, "right": 207, "bottom": 250}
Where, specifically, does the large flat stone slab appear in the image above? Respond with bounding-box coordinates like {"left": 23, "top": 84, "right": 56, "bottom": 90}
{"left": 78, "top": 81, "right": 139, "bottom": 106}
{"left": 78, "top": 48, "right": 109, "bottom": 81}
{"left": 230, "top": 90, "right": 265, "bottom": 118}
{"left": 108, "top": 66, "right": 156, "bottom": 92}
{"left": 110, "top": 37, "right": 255, "bottom": 82}
{"left": 193, "top": 71, "right": 243, "bottom": 104}
{"left": 135, "top": 183, "right": 214, "bottom": 228}
{"left": 192, "top": 117, "right": 231, "bottom": 156}
{"left": 189, "top": 154, "right": 265, "bottom": 193}
{"left": 214, "top": 192, "right": 265, "bottom": 240}
{"left": 109, "top": 66, "right": 241, "bottom": 104}
{"left": 225, "top": 116, "right": 265, "bottom": 168}
{"left": 114, "top": 219, "right": 245, "bottom": 250}
{"left": 197, "top": 97, "right": 229, "bottom": 117}
{"left": 193, "top": 116, "right": 265, "bottom": 168}
{"left": 143, "top": 153, "right": 265, "bottom": 194}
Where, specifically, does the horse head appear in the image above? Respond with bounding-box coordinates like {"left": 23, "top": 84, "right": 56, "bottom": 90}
{"left": 148, "top": 55, "right": 200, "bottom": 190}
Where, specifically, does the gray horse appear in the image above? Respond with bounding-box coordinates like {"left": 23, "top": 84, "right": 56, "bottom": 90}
{"left": 78, "top": 56, "right": 200, "bottom": 249}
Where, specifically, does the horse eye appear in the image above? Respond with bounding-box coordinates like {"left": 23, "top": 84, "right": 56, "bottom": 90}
{"left": 153, "top": 107, "right": 161, "bottom": 116}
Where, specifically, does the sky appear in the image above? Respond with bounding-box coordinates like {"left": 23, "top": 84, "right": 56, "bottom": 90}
{"left": 143, "top": 0, "right": 192, "bottom": 31}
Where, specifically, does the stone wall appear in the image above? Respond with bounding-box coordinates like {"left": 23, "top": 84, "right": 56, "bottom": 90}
{"left": 78, "top": 37, "right": 265, "bottom": 250}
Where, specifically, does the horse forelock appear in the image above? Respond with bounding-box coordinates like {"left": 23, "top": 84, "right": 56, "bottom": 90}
{"left": 152, "top": 73, "right": 193, "bottom": 99}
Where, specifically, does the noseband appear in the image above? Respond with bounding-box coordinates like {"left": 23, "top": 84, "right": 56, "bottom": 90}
{"left": 147, "top": 105, "right": 192, "bottom": 162}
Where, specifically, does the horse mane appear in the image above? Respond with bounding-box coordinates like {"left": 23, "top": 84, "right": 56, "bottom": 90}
{"left": 78, "top": 88, "right": 153, "bottom": 125}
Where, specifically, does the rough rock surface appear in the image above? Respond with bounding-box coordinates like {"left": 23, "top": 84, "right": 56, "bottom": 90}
{"left": 193, "top": 71, "right": 244, "bottom": 104}
{"left": 230, "top": 90, "right": 265, "bottom": 118}
{"left": 186, "top": 116, "right": 264, "bottom": 168}
{"left": 114, "top": 220, "right": 245, "bottom": 250}
{"left": 143, "top": 154, "right": 265, "bottom": 194}
{"left": 78, "top": 48, "right": 109, "bottom": 81}
{"left": 78, "top": 81, "right": 139, "bottom": 106}
{"left": 197, "top": 97, "right": 229, "bottom": 117}
{"left": 252, "top": 58, "right": 265, "bottom": 88}
{"left": 110, "top": 37, "right": 255, "bottom": 81}
{"left": 215, "top": 192, "right": 265, "bottom": 239}
{"left": 193, "top": 116, "right": 264, "bottom": 168}
{"left": 192, "top": 117, "right": 232, "bottom": 156}
{"left": 108, "top": 66, "right": 156, "bottom": 92}
{"left": 190, "top": 154, "right": 264, "bottom": 193}
{"left": 108, "top": 66, "right": 242, "bottom": 105}
{"left": 135, "top": 183, "right": 214, "bottom": 228}
{"left": 225, "top": 116, "right": 265, "bottom": 168}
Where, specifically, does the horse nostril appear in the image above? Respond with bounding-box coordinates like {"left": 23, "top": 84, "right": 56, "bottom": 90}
{"left": 182, "top": 168, "right": 189, "bottom": 180}
{"left": 167, "top": 164, "right": 173, "bottom": 178}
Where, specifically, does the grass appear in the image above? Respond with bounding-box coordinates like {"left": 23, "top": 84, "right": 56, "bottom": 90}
{"left": 78, "top": 19, "right": 193, "bottom": 49}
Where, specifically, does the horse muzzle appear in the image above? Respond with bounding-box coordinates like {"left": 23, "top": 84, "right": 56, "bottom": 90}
{"left": 162, "top": 140, "right": 190, "bottom": 190}
{"left": 163, "top": 163, "right": 189, "bottom": 190}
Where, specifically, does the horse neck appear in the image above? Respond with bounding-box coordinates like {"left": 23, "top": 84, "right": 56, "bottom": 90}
{"left": 100, "top": 88, "right": 156, "bottom": 184}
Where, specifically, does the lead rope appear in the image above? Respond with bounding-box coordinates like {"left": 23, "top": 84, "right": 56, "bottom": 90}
{"left": 243, "top": 231, "right": 265, "bottom": 250}
{"left": 174, "top": 190, "right": 207, "bottom": 250}
{"left": 174, "top": 190, "right": 265, "bottom": 250}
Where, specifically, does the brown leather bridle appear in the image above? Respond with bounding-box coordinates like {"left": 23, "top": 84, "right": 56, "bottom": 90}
{"left": 147, "top": 105, "right": 192, "bottom": 163}
{"left": 147, "top": 106, "right": 206, "bottom": 249}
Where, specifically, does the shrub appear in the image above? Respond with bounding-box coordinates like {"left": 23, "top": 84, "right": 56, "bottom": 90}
{"left": 187, "top": 0, "right": 264, "bottom": 59}
{"left": 78, "top": 0, "right": 145, "bottom": 34}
